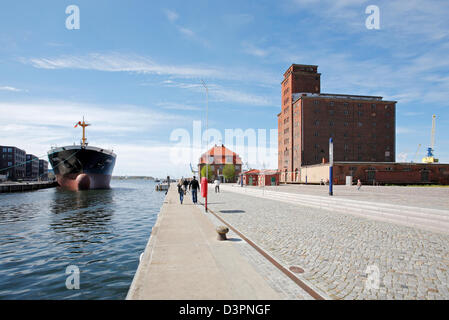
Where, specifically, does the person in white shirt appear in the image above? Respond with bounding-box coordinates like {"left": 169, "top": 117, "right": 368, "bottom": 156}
{"left": 214, "top": 179, "right": 220, "bottom": 193}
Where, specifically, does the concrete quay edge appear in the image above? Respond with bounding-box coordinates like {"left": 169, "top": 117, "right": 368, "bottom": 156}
{"left": 126, "top": 185, "right": 286, "bottom": 300}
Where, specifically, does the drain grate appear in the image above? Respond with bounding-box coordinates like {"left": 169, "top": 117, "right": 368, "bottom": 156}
{"left": 289, "top": 266, "right": 305, "bottom": 274}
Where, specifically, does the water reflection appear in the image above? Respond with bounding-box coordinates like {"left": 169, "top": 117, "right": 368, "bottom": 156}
{"left": 49, "top": 189, "right": 114, "bottom": 253}
{"left": 0, "top": 180, "right": 165, "bottom": 299}
{"left": 0, "top": 193, "right": 44, "bottom": 224}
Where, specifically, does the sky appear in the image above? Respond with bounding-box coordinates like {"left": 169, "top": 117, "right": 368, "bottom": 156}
{"left": 0, "top": 0, "right": 448, "bottom": 177}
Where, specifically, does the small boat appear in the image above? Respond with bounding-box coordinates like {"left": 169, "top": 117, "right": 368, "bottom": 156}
{"left": 155, "top": 183, "right": 169, "bottom": 191}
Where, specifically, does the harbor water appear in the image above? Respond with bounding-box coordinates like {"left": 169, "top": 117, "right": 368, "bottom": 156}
{"left": 0, "top": 180, "right": 165, "bottom": 299}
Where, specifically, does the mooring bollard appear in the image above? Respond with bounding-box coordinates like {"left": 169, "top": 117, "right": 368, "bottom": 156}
{"left": 216, "top": 226, "right": 229, "bottom": 241}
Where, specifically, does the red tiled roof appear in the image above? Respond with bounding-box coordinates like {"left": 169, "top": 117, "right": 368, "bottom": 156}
{"left": 259, "top": 169, "right": 279, "bottom": 175}
{"left": 244, "top": 169, "right": 260, "bottom": 175}
{"left": 199, "top": 144, "right": 242, "bottom": 165}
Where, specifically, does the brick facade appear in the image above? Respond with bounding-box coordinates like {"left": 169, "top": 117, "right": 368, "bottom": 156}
{"left": 0, "top": 146, "right": 26, "bottom": 180}
{"left": 26, "top": 154, "right": 39, "bottom": 180}
{"left": 198, "top": 144, "right": 242, "bottom": 182}
{"left": 300, "top": 162, "right": 449, "bottom": 185}
{"left": 278, "top": 64, "right": 397, "bottom": 183}
{"left": 39, "top": 159, "right": 48, "bottom": 180}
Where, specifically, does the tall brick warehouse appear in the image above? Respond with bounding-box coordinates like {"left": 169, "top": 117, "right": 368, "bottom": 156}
{"left": 278, "top": 64, "right": 397, "bottom": 183}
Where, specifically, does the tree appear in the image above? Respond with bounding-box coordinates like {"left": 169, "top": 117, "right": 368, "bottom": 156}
{"left": 201, "top": 164, "right": 214, "bottom": 181}
{"left": 223, "top": 164, "right": 236, "bottom": 182}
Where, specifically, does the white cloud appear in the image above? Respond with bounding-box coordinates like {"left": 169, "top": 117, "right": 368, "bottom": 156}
{"left": 163, "top": 9, "right": 179, "bottom": 23}
{"left": 157, "top": 102, "right": 201, "bottom": 111}
{"left": 162, "top": 80, "right": 277, "bottom": 107}
{"left": 242, "top": 42, "right": 269, "bottom": 57}
{"left": 20, "top": 52, "right": 278, "bottom": 86}
{"left": 162, "top": 9, "right": 210, "bottom": 48}
{"left": 178, "top": 27, "right": 195, "bottom": 37}
{"left": 397, "top": 127, "right": 416, "bottom": 134}
{"left": 0, "top": 86, "right": 26, "bottom": 92}
{"left": 0, "top": 100, "right": 186, "bottom": 168}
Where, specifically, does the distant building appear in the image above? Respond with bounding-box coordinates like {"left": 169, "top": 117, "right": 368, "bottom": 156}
{"left": 39, "top": 159, "right": 49, "bottom": 180}
{"left": 298, "top": 162, "right": 449, "bottom": 185}
{"left": 276, "top": 63, "right": 449, "bottom": 185}
{"left": 198, "top": 144, "right": 242, "bottom": 182}
{"left": 0, "top": 146, "right": 26, "bottom": 180}
{"left": 243, "top": 169, "right": 259, "bottom": 186}
{"left": 243, "top": 169, "right": 280, "bottom": 186}
{"left": 258, "top": 170, "right": 280, "bottom": 186}
{"left": 26, "top": 154, "right": 39, "bottom": 180}
{"left": 278, "top": 64, "right": 396, "bottom": 183}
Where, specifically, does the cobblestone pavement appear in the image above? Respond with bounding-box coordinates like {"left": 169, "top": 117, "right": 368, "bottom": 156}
{"left": 204, "top": 208, "right": 314, "bottom": 300}
{"left": 205, "top": 186, "right": 449, "bottom": 300}
{"left": 260, "top": 184, "right": 449, "bottom": 210}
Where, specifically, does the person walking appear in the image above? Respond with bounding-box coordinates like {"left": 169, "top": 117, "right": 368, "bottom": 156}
{"left": 357, "top": 179, "right": 362, "bottom": 190}
{"left": 182, "top": 178, "right": 189, "bottom": 195}
{"left": 214, "top": 178, "right": 220, "bottom": 193}
{"left": 177, "top": 179, "right": 184, "bottom": 204}
{"left": 189, "top": 176, "right": 200, "bottom": 204}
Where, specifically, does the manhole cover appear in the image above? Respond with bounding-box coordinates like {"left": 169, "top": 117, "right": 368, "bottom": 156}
{"left": 289, "top": 266, "right": 304, "bottom": 274}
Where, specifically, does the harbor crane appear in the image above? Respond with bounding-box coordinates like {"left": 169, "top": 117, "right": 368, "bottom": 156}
{"left": 412, "top": 144, "right": 421, "bottom": 163}
{"left": 422, "top": 114, "right": 439, "bottom": 163}
{"left": 190, "top": 163, "right": 198, "bottom": 175}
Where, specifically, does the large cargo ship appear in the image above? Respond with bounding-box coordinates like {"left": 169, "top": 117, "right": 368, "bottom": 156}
{"left": 47, "top": 119, "right": 116, "bottom": 191}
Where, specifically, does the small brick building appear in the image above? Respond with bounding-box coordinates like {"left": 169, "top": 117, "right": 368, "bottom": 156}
{"left": 298, "top": 162, "right": 449, "bottom": 185}
{"left": 258, "top": 170, "right": 280, "bottom": 186}
{"left": 198, "top": 144, "right": 242, "bottom": 182}
{"left": 243, "top": 169, "right": 259, "bottom": 186}
{"left": 242, "top": 169, "right": 280, "bottom": 186}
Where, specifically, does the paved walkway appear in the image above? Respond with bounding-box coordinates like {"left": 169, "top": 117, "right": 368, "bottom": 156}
{"left": 127, "top": 186, "right": 311, "bottom": 300}
{"left": 206, "top": 186, "right": 449, "bottom": 300}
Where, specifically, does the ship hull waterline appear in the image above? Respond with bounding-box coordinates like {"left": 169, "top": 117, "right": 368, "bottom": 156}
{"left": 48, "top": 146, "right": 116, "bottom": 191}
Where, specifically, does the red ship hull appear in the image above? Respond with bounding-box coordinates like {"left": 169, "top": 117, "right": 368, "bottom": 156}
{"left": 55, "top": 173, "right": 112, "bottom": 191}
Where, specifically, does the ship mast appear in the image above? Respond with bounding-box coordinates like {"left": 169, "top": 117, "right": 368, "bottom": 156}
{"left": 74, "top": 117, "right": 91, "bottom": 147}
